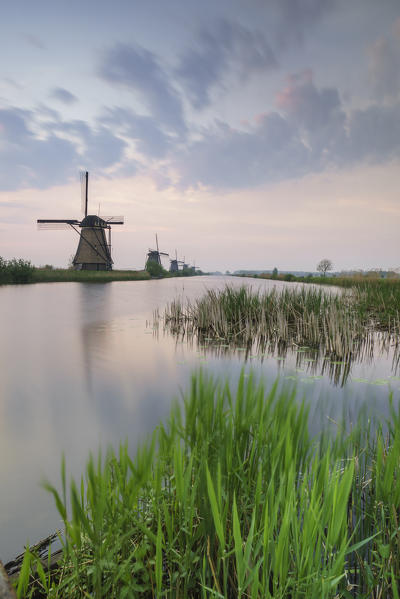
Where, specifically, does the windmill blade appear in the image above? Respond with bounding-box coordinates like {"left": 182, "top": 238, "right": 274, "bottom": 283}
{"left": 80, "top": 171, "right": 88, "bottom": 216}
{"left": 37, "top": 219, "right": 80, "bottom": 230}
{"left": 100, "top": 215, "right": 125, "bottom": 224}
{"left": 159, "top": 252, "right": 169, "bottom": 256}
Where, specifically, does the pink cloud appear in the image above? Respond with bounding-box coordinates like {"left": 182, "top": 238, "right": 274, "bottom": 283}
{"left": 275, "top": 70, "right": 313, "bottom": 112}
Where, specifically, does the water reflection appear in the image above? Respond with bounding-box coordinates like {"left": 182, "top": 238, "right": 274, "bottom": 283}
{"left": 162, "top": 329, "right": 400, "bottom": 387}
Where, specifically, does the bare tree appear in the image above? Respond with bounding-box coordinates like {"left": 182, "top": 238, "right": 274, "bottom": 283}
{"left": 316, "top": 258, "right": 333, "bottom": 277}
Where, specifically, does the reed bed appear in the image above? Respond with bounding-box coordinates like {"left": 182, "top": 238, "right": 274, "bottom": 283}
{"left": 16, "top": 372, "right": 400, "bottom": 598}
{"left": 162, "top": 286, "right": 400, "bottom": 361}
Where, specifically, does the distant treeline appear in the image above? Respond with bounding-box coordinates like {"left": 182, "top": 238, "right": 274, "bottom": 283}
{"left": 239, "top": 270, "right": 400, "bottom": 284}
{"left": 238, "top": 269, "right": 400, "bottom": 285}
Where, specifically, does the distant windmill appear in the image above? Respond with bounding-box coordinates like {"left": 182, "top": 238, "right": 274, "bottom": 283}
{"left": 37, "top": 171, "right": 124, "bottom": 270}
{"left": 169, "top": 249, "right": 184, "bottom": 273}
{"left": 146, "top": 234, "right": 168, "bottom": 268}
{"left": 182, "top": 256, "right": 189, "bottom": 270}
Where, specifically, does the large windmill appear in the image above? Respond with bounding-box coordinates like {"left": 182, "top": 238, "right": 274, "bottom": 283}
{"left": 37, "top": 172, "right": 124, "bottom": 270}
{"left": 145, "top": 234, "right": 168, "bottom": 268}
{"left": 169, "top": 249, "right": 184, "bottom": 273}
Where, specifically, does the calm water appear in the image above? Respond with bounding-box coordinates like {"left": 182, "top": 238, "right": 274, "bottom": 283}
{"left": 1, "top": 276, "right": 398, "bottom": 562}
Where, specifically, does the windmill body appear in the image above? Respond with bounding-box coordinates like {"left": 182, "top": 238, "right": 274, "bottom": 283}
{"left": 169, "top": 250, "right": 184, "bottom": 272}
{"left": 145, "top": 234, "right": 168, "bottom": 269}
{"left": 73, "top": 215, "right": 113, "bottom": 270}
{"left": 37, "top": 172, "right": 124, "bottom": 271}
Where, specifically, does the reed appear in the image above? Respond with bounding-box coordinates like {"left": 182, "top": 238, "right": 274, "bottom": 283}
{"left": 162, "top": 285, "right": 400, "bottom": 362}
{"left": 16, "top": 372, "right": 400, "bottom": 598}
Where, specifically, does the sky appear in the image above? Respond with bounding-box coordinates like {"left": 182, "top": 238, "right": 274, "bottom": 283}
{"left": 1, "top": 0, "right": 400, "bottom": 272}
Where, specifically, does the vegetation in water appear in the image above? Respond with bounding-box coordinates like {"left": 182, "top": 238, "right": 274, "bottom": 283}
{"left": 14, "top": 372, "right": 400, "bottom": 598}
{"left": 256, "top": 273, "right": 400, "bottom": 329}
{"left": 162, "top": 285, "right": 400, "bottom": 361}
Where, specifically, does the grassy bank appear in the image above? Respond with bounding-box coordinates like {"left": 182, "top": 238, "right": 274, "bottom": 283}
{"left": 15, "top": 372, "right": 400, "bottom": 598}
{"left": 0, "top": 257, "right": 204, "bottom": 285}
{"left": 31, "top": 268, "right": 151, "bottom": 283}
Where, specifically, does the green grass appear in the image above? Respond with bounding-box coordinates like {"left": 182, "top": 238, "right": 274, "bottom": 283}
{"left": 16, "top": 372, "right": 400, "bottom": 598}
{"left": 31, "top": 268, "right": 151, "bottom": 283}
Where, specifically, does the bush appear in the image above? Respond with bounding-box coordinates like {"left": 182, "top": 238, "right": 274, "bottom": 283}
{"left": 0, "top": 257, "right": 35, "bottom": 284}
{"left": 145, "top": 260, "right": 167, "bottom": 278}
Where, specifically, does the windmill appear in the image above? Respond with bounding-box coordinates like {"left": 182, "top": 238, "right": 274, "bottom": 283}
{"left": 145, "top": 234, "right": 168, "bottom": 268}
{"left": 37, "top": 171, "right": 124, "bottom": 270}
{"left": 169, "top": 249, "right": 184, "bottom": 273}
{"left": 182, "top": 256, "right": 189, "bottom": 270}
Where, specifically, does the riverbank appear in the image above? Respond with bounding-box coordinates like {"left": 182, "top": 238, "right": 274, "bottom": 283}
{"left": 32, "top": 268, "right": 151, "bottom": 283}
{"left": 12, "top": 371, "right": 400, "bottom": 598}
{"left": 0, "top": 262, "right": 206, "bottom": 285}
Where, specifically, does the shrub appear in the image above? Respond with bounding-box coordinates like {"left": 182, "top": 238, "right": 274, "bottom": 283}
{"left": 145, "top": 260, "right": 167, "bottom": 278}
{"left": 0, "top": 257, "right": 35, "bottom": 284}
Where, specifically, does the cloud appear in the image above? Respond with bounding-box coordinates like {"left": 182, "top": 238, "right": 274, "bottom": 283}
{"left": 346, "top": 103, "right": 400, "bottom": 163}
{"left": 368, "top": 34, "right": 400, "bottom": 99}
{"left": 98, "top": 43, "right": 186, "bottom": 135}
{"left": 44, "top": 118, "right": 128, "bottom": 170}
{"left": 0, "top": 108, "right": 78, "bottom": 190}
{"left": 174, "top": 113, "right": 308, "bottom": 189}
{"left": 172, "top": 71, "right": 400, "bottom": 190}
{"left": 51, "top": 87, "right": 78, "bottom": 105}
{"left": 272, "top": 0, "right": 338, "bottom": 47}
{"left": 175, "top": 18, "right": 277, "bottom": 109}
{"left": 0, "top": 108, "right": 128, "bottom": 190}
{"left": 276, "top": 71, "right": 343, "bottom": 130}
{"left": 276, "top": 70, "right": 346, "bottom": 164}
{"left": 101, "top": 107, "right": 175, "bottom": 159}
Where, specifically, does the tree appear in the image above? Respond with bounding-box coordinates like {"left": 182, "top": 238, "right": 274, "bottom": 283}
{"left": 316, "top": 258, "right": 333, "bottom": 277}
{"left": 146, "top": 260, "right": 166, "bottom": 278}
{"left": 271, "top": 267, "right": 278, "bottom": 279}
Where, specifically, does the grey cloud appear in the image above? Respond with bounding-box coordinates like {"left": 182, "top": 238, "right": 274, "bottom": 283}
{"left": 46, "top": 119, "right": 128, "bottom": 170}
{"left": 0, "top": 108, "right": 78, "bottom": 190}
{"left": 172, "top": 73, "right": 400, "bottom": 190}
{"left": 175, "top": 114, "right": 309, "bottom": 189}
{"left": 346, "top": 103, "right": 400, "bottom": 163}
{"left": 51, "top": 87, "right": 78, "bottom": 105}
{"left": 272, "top": 0, "right": 338, "bottom": 47}
{"left": 368, "top": 36, "right": 400, "bottom": 99}
{"left": 176, "top": 19, "right": 277, "bottom": 109}
{"left": 99, "top": 43, "right": 186, "bottom": 135}
{"left": 276, "top": 71, "right": 347, "bottom": 166}
{"left": 0, "top": 108, "right": 128, "bottom": 191}
{"left": 101, "top": 108, "right": 174, "bottom": 158}
{"left": 277, "top": 71, "right": 343, "bottom": 131}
